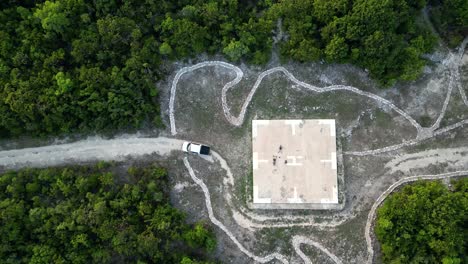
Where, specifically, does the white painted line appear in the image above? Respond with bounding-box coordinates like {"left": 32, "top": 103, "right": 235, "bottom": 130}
{"left": 252, "top": 123, "right": 257, "bottom": 138}
{"left": 252, "top": 120, "right": 269, "bottom": 138}
{"left": 320, "top": 198, "right": 338, "bottom": 204}
{"left": 253, "top": 152, "right": 268, "bottom": 170}
{"left": 287, "top": 187, "right": 304, "bottom": 203}
{"left": 253, "top": 152, "right": 258, "bottom": 170}
{"left": 318, "top": 120, "right": 336, "bottom": 137}
{"left": 331, "top": 152, "right": 337, "bottom": 170}
{"left": 253, "top": 186, "right": 272, "bottom": 203}
{"left": 333, "top": 185, "right": 338, "bottom": 203}
{"left": 320, "top": 152, "right": 337, "bottom": 170}
{"left": 285, "top": 120, "right": 302, "bottom": 135}
{"left": 320, "top": 185, "right": 338, "bottom": 204}
{"left": 286, "top": 156, "right": 303, "bottom": 166}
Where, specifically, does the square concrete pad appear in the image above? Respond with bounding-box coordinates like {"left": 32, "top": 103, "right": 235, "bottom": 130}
{"left": 252, "top": 119, "right": 338, "bottom": 208}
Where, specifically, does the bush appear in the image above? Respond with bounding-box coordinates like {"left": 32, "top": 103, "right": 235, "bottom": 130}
{"left": 375, "top": 179, "right": 467, "bottom": 263}
{"left": 0, "top": 164, "right": 216, "bottom": 263}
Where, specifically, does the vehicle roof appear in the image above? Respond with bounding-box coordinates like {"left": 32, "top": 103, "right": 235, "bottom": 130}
{"left": 200, "top": 145, "right": 210, "bottom": 155}
{"left": 190, "top": 143, "right": 201, "bottom": 152}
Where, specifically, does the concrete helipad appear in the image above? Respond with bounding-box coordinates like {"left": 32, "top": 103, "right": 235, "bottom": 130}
{"left": 252, "top": 119, "right": 338, "bottom": 209}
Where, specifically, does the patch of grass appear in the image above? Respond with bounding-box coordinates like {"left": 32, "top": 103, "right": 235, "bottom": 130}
{"left": 374, "top": 110, "right": 392, "bottom": 129}
{"left": 439, "top": 97, "right": 468, "bottom": 127}
{"left": 418, "top": 115, "right": 433, "bottom": 127}
{"left": 256, "top": 227, "right": 293, "bottom": 254}
{"left": 153, "top": 115, "right": 165, "bottom": 128}
{"left": 334, "top": 96, "right": 361, "bottom": 121}
{"left": 236, "top": 170, "right": 253, "bottom": 207}
{"left": 228, "top": 120, "right": 251, "bottom": 139}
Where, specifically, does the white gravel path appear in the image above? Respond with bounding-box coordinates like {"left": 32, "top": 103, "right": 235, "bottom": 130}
{"left": 184, "top": 157, "right": 342, "bottom": 264}
{"left": 166, "top": 38, "right": 468, "bottom": 263}
{"left": 384, "top": 147, "right": 468, "bottom": 173}
{"left": 169, "top": 37, "right": 468, "bottom": 156}
{"left": 183, "top": 157, "right": 290, "bottom": 264}
{"left": 1, "top": 135, "right": 465, "bottom": 264}
{"left": 185, "top": 152, "right": 467, "bottom": 264}
{"left": 0, "top": 37, "right": 466, "bottom": 264}
{"left": 292, "top": 236, "right": 343, "bottom": 264}
{"left": 364, "top": 170, "right": 468, "bottom": 264}
{"left": 169, "top": 64, "right": 422, "bottom": 136}
{"left": 456, "top": 38, "right": 468, "bottom": 106}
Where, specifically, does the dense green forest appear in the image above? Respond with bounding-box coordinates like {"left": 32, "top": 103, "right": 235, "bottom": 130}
{"left": 0, "top": 0, "right": 466, "bottom": 138}
{"left": 270, "top": 0, "right": 439, "bottom": 85}
{"left": 376, "top": 178, "right": 467, "bottom": 264}
{"left": 0, "top": 163, "right": 216, "bottom": 263}
{"left": 429, "top": 0, "right": 468, "bottom": 47}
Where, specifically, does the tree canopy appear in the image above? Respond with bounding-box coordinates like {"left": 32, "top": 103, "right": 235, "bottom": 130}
{"left": 269, "top": 0, "right": 437, "bottom": 86}
{"left": 0, "top": 0, "right": 273, "bottom": 138}
{"left": 0, "top": 0, "right": 460, "bottom": 138}
{"left": 0, "top": 163, "right": 216, "bottom": 263}
{"left": 375, "top": 178, "right": 468, "bottom": 264}
{"left": 429, "top": 0, "right": 468, "bottom": 47}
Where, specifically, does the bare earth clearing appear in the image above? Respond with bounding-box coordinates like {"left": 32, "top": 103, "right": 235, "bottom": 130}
{"left": 162, "top": 37, "right": 468, "bottom": 263}
{"left": 0, "top": 38, "right": 467, "bottom": 263}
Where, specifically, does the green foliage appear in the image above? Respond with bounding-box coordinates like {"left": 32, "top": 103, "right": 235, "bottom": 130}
{"left": 429, "top": 0, "right": 468, "bottom": 47}
{"left": 223, "top": 40, "right": 250, "bottom": 61}
{"left": 54, "top": 72, "right": 73, "bottom": 95}
{"left": 375, "top": 179, "right": 467, "bottom": 263}
{"left": 183, "top": 223, "right": 217, "bottom": 252}
{"left": 0, "top": 164, "right": 216, "bottom": 263}
{"left": 270, "top": 0, "right": 438, "bottom": 86}
{"left": 325, "top": 36, "right": 348, "bottom": 62}
{"left": 1, "top": 1, "right": 165, "bottom": 137}
{"left": 0, "top": 0, "right": 463, "bottom": 138}
{"left": 0, "top": 0, "right": 276, "bottom": 138}
{"left": 159, "top": 42, "right": 173, "bottom": 56}
{"left": 33, "top": 1, "right": 71, "bottom": 34}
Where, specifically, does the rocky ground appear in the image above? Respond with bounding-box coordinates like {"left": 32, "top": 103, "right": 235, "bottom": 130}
{"left": 0, "top": 37, "right": 466, "bottom": 264}
{"left": 157, "top": 38, "right": 468, "bottom": 263}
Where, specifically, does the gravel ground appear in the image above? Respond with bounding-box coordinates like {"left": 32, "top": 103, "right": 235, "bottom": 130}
{"left": 156, "top": 40, "right": 468, "bottom": 263}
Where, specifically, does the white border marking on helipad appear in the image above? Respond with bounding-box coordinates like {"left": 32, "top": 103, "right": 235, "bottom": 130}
{"left": 253, "top": 186, "right": 272, "bottom": 203}
{"left": 332, "top": 185, "right": 338, "bottom": 202}
{"left": 320, "top": 197, "right": 338, "bottom": 204}
{"left": 318, "top": 120, "right": 336, "bottom": 137}
{"left": 253, "top": 152, "right": 268, "bottom": 170}
{"left": 285, "top": 120, "right": 302, "bottom": 135}
{"left": 320, "top": 152, "right": 337, "bottom": 170}
{"left": 287, "top": 187, "right": 304, "bottom": 203}
{"left": 252, "top": 120, "right": 270, "bottom": 138}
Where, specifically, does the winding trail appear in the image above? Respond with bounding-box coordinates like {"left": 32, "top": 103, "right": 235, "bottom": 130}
{"left": 364, "top": 170, "right": 468, "bottom": 264}
{"left": 184, "top": 145, "right": 468, "bottom": 264}
{"left": 170, "top": 63, "right": 422, "bottom": 136}
{"left": 456, "top": 38, "right": 468, "bottom": 107}
{"left": 183, "top": 157, "right": 289, "bottom": 264}
{"left": 170, "top": 37, "right": 468, "bottom": 156}
{"left": 183, "top": 157, "right": 342, "bottom": 264}
{"left": 167, "top": 38, "right": 468, "bottom": 263}
{"left": 0, "top": 36, "right": 465, "bottom": 264}
{"left": 169, "top": 61, "right": 243, "bottom": 135}
{"left": 292, "top": 236, "right": 343, "bottom": 264}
